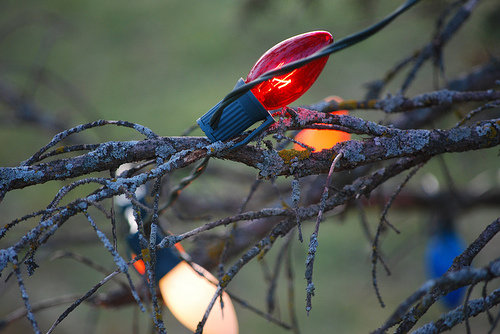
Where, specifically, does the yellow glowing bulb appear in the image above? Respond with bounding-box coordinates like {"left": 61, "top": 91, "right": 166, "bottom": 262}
{"left": 159, "top": 261, "right": 238, "bottom": 334}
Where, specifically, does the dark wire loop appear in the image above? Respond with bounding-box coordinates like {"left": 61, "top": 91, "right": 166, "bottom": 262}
{"left": 209, "top": 0, "right": 421, "bottom": 129}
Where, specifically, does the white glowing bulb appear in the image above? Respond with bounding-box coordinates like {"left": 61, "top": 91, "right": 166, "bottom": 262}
{"left": 124, "top": 207, "right": 138, "bottom": 233}
{"left": 159, "top": 261, "right": 238, "bottom": 334}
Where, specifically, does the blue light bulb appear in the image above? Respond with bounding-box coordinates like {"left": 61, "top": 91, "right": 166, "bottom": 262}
{"left": 425, "top": 227, "right": 466, "bottom": 309}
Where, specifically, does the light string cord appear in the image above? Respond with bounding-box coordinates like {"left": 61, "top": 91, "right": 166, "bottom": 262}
{"left": 210, "top": 0, "right": 422, "bottom": 129}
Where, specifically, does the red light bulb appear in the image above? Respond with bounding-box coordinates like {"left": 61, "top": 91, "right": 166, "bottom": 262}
{"left": 246, "top": 31, "right": 333, "bottom": 110}
{"left": 198, "top": 31, "right": 333, "bottom": 148}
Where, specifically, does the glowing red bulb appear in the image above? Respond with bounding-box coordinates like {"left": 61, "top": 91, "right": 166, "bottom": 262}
{"left": 198, "top": 31, "right": 333, "bottom": 148}
{"left": 246, "top": 31, "right": 333, "bottom": 110}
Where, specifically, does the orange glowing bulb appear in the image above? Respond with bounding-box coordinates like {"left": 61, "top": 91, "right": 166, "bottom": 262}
{"left": 131, "top": 252, "right": 146, "bottom": 275}
{"left": 294, "top": 96, "right": 351, "bottom": 151}
{"left": 159, "top": 261, "right": 238, "bottom": 334}
{"left": 131, "top": 241, "right": 186, "bottom": 276}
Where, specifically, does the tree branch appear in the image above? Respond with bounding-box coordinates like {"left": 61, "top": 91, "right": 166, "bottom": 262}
{"left": 1, "top": 114, "right": 499, "bottom": 195}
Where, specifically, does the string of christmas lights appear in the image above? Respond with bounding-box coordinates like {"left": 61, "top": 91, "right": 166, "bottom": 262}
{"left": 208, "top": 0, "right": 421, "bottom": 131}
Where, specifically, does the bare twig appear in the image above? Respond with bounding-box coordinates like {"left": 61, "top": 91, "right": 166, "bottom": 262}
{"left": 11, "top": 255, "right": 40, "bottom": 333}
{"left": 411, "top": 287, "right": 500, "bottom": 334}
{"left": 46, "top": 266, "right": 128, "bottom": 334}
{"left": 374, "top": 217, "right": 500, "bottom": 333}
{"left": 50, "top": 250, "right": 129, "bottom": 289}
{"left": 0, "top": 294, "right": 81, "bottom": 331}
{"left": 305, "top": 152, "right": 343, "bottom": 314}
{"left": 399, "top": 0, "right": 481, "bottom": 93}
{"left": 371, "top": 164, "right": 424, "bottom": 307}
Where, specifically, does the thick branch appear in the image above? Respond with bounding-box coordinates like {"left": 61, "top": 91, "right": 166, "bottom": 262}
{"left": 412, "top": 288, "right": 500, "bottom": 333}
{"left": 308, "top": 89, "right": 500, "bottom": 114}
{"left": 2, "top": 117, "right": 499, "bottom": 194}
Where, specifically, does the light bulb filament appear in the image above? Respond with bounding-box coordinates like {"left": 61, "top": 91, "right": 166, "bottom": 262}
{"left": 271, "top": 69, "right": 296, "bottom": 89}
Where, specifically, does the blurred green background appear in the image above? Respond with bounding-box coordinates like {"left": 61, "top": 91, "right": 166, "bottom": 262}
{"left": 1, "top": 0, "right": 499, "bottom": 333}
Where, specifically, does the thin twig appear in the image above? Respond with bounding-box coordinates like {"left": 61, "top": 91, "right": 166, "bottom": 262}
{"left": 286, "top": 233, "right": 301, "bottom": 334}
{"left": 454, "top": 100, "right": 500, "bottom": 127}
{"left": 464, "top": 282, "right": 477, "bottom": 334}
{"left": 411, "top": 287, "right": 500, "bottom": 334}
{"left": 145, "top": 176, "right": 166, "bottom": 333}
{"left": 50, "top": 250, "right": 129, "bottom": 289}
{"left": 487, "top": 308, "right": 500, "bottom": 334}
{"left": 371, "top": 163, "right": 424, "bottom": 307}
{"left": 11, "top": 255, "right": 40, "bottom": 333}
{"left": 228, "top": 292, "right": 293, "bottom": 330}
{"left": 291, "top": 177, "right": 303, "bottom": 242}
{"left": 305, "top": 152, "right": 343, "bottom": 314}
{"left": 399, "top": 0, "right": 481, "bottom": 93}
{"left": 159, "top": 156, "right": 210, "bottom": 214}
{"left": 375, "top": 217, "right": 500, "bottom": 333}
{"left": 22, "top": 119, "right": 158, "bottom": 166}
{"left": 46, "top": 266, "right": 127, "bottom": 334}
{"left": 83, "top": 211, "right": 145, "bottom": 311}
{"left": 1, "top": 294, "right": 81, "bottom": 330}
{"left": 267, "top": 232, "right": 293, "bottom": 314}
